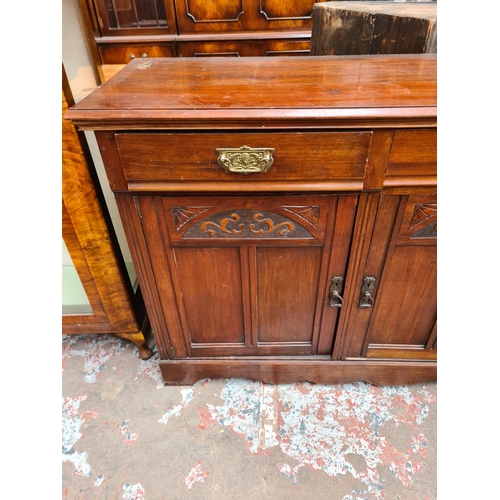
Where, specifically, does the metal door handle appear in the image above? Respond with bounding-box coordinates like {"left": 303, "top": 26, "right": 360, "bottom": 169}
{"left": 329, "top": 276, "right": 344, "bottom": 308}
{"left": 358, "top": 276, "right": 376, "bottom": 308}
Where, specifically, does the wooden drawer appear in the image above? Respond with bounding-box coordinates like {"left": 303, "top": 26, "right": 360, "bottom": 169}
{"left": 115, "top": 131, "right": 373, "bottom": 189}
{"left": 384, "top": 129, "right": 437, "bottom": 187}
{"left": 177, "top": 38, "right": 311, "bottom": 57}
{"left": 98, "top": 43, "right": 176, "bottom": 64}
{"left": 176, "top": 40, "right": 246, "bottom": 57}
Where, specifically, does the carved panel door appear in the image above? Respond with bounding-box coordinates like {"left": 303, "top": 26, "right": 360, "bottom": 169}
{"left": 340, "top": 194, "right": 437, "bottom": 361}
{"left": 136, "top": 194, "right": 357, "bottom": 358}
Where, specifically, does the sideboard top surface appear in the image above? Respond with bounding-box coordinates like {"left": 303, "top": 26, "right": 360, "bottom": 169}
{"left": 66, "top": 55, "right": 437, "bottom": 129}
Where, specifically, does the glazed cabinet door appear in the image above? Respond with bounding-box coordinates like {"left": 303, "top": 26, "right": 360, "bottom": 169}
{"left": 92, "top": 0, "right": 177, "bottom": 36}
{"left": 135, "top": 194, "right": 357, "bottom": 358}
{"left": 339, "top": 194, "right": 437, "bottom": 361}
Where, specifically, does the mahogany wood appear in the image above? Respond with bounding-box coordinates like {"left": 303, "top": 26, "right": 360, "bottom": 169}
{"left": 79, "top": 0, "right": 325, "bottom": 84}
{"left": 66, "top": 55, "right": 437, "bottom": 385}
{"left": 115, "top": 131, "right": 371, "bottom": 184}
{"left": 98, "top": 42, "right": 177, "bottom": 64}
{"left": 159, "top": 359, "right": 437, "bottom": 386}
{"left": 176, "top": 38, "right": 311, "bottom": 57}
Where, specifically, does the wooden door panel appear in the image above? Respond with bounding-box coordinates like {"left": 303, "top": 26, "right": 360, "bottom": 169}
{"left": 175, "top": 0, "right": 247, "bottom": 32}
{"left": 173, "top": 247, "right": 246, "bottom": 345}
{"left": 363, "top": 245, "right": 437, "bottom": 347}
{"left": 175, "top": 0, "right": 319, "bottom": 33}
{"left": 339, "top": 194, "right": 437, "bottom": 361}
{"left": 255, "top": 246, "right": 322, "bottom": 345}
{"left": 135, "top": 193, "right": 356, "bottom": 357}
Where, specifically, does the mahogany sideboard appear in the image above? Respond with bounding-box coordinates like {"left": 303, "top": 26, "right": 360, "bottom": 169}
{"left": 66, "top": 55, "right": 437, "bottom": 386}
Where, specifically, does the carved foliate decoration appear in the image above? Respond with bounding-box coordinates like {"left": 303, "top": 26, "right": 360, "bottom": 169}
{"left": 183, "top": 210, "right": 313, "bottom": 239}
{"left": 282, "top": 206, "right": 320, "bottom": 228}
{"left": 409, "top": 204, "right": 437, "bottom": 230}
{"left": 172, "top": 206, "right": 210, "bottom": 231}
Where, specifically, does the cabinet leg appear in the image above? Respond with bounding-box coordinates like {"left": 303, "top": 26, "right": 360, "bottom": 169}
{"left": 116, "top": 331, "right": 153, "bottom": 360}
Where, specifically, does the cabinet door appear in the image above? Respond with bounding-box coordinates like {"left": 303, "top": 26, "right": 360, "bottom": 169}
{"left": 174, "top": 0, "right": 319, "bottom": 34}
{"left": 340, "top": 194, "right": 437, "bottom": 361}
{"left": 93, "top": 0, "right": 177, "bottom": 36}
{"left": 136, "top": 194, "right": 357, "bottom": 358}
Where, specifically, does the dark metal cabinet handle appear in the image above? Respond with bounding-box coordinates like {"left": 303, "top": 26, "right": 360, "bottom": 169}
{"left": 358, "top": 276, "right": 376, "bottom": 308}
{"left": 329, "top": 276, "right": 344, "bottom": 308}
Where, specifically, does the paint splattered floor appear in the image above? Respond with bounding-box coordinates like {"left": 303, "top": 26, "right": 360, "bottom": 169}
{"left": 62, "top": 334, "right": 437, "bottom": 500}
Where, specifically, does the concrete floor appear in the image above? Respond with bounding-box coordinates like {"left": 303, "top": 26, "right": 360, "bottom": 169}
{"left": 62, "top": 334, "right": 437, "bottom": 500}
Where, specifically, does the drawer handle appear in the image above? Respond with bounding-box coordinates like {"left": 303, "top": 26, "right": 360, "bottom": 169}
{"left": 358, "top": 276, "right": 376, "bottom": 308}
{"left": 328, "top": 276, "right": 344, "bottom": 308}
{"left": 216, "top": 146, "right": 274, "bottom": 174}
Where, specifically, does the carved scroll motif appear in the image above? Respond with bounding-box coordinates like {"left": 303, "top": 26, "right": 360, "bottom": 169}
{"left": 183, "top": 210, "right": 314, "bottom": 239}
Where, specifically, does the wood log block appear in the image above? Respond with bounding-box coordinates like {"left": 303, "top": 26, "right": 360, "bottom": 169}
{"left": 310, "top": 1, "right": 437, "bottom": 55}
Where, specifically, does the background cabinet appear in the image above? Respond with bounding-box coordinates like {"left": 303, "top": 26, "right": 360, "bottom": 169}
{"left": 77, "top": 0, "right": 325, "bottom": 82}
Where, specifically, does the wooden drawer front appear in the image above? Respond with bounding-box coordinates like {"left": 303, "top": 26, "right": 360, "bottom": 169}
{"left": 98, "top": 43, "right": 176, "bottom": 64}
{"left": 177, "top": 39, "right": 311, "bottom": 57}
{"left": 385, "top": 129, "right": 437, "bottom": 186}
{"left": 116, "top": 131, "right": 372, "bottom": 187}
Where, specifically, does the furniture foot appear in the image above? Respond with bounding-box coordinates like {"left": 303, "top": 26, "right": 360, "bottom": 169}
{"left": 116, "top": 332, "right": 154, "bottom": 360}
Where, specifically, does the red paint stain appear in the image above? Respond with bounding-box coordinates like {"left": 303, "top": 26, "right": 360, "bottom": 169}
{"left": 198, "top": 407, "right": 215, "bottom": 430}
{"left": 316, "top": 406, "right": 325, "bottom": 421}
{"left": 294, "top": 383, "right": 312, "bottom": 395}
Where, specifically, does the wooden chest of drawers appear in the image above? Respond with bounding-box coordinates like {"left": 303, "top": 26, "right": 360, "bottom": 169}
{"left": 66, "top": 55, "right": 437, "bottom": 386}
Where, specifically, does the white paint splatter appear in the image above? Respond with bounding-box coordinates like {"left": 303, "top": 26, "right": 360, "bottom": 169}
{"left": 119, "top": 420, "right": 139, "bottom": 445}
{"left": 185, "top": 461, "right": 209, "bottom": 489}
{"left": 278, "top": 463, "right": 304, "bottom": 486}
{"left": 159, "top": 387, "right": 195, "bottom": 425}
{"left": 62, "top": 334, "right": 128, "bottom": 382}
{"left": 122, "top": 482, "right": 145, "bottom": 499}
{"left": 201, "top": 379, "right": 434, "bottom": 500}
{"left": 136, "top": 348, "right": 164, "bottom": 388}
{"left": 62, "top": 394, "right": 98, "bottom": 477}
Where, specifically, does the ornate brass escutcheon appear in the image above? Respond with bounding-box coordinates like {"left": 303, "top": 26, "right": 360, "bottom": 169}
{"left": 216, "top": 145, "right": 274, "bottom": 174}
{"left": 329, "top": 276, "right": 344, "bottom": 308}
{"left": 358, "top": 276, "right": 376, "bottom": 308}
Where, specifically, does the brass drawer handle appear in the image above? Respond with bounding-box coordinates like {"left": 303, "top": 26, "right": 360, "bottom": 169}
{"left": 358, "top": 276, "right": 376, "bottom": 308}
{"left": 328, "top": 276, "right": 344, "bottom": 308}
{"left": 216, "top": 146, "right": 274, "bottom": 174}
